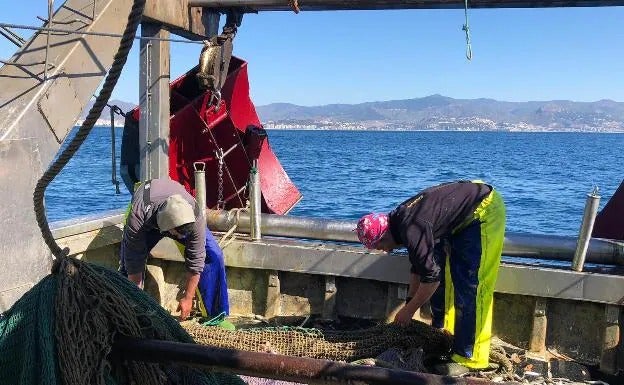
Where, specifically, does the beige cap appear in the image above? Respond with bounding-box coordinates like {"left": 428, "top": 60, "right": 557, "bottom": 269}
{"left": 157, "top": 194, "right": 195, "bottom": 231}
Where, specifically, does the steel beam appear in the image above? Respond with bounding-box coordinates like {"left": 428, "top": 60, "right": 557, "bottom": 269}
{"left": 139, "top": 23, "right": 170, "bottom": 181}
{"left": 188, "top": 0, "right": 624, "bottom": 11}
{"left": 114, "top": 337, "right": 501, "bottom": 385}
{"left": 144, "top": 0, "right": 219, "bottom": 40}
{"left": 206, "top": 209, "right": 624, "bottom": 265}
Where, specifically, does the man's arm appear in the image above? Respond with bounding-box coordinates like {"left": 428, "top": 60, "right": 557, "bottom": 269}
{"left": 406, "top": 273, "right": 420, "bottom": 301}
{"left": 394, "top": 281, "right": 440, "bottom": 326}
{"left": 122, "top": 210, "right": 149, "bottom": 281}
{"left": 178, "top": 272, "right": 200, "bottom": 320}
{"left": 177, "top": 220, "right": 207, "bottom": 320}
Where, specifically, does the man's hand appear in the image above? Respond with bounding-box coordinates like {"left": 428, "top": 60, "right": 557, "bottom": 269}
{"left": 128, "top": 272, "right": 144, "bottom": 288}
{"left": 393, "top": 305, "right": 415, "bottom": 326}
{"left": 178, "top": 272, "right": 201, "bottom": 321}
{"left": 177, "top": 297, "right": 193, "bottom": 320}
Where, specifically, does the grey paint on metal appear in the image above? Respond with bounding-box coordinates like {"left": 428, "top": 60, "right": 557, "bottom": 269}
{"left": 0, "top": 139, "right": 50, "bottom": 312}
{"left": 139, "top": 23, "right": 170, "bottom": 181}
{"left": 144, "top": 0, "right": 219, "bottom": 40}
{"left": 0, "top": 0, "right": 133, "bottom": 310}
{"left": 496, "top": 264, "right": 624, "bottom": 304}
{"left": 0, "top": 0, "right": 133, "bottom": 164}
{"left": 207, "top": 209, "right": 359, "bottom": 242}
{"left": 206, "top": 210, "right": 624, "bottom": 264}
{"left": 572, "top": 189, "right": 601, "bottom": 271}
{"left": 50, "top": 209, "right": 125, "bottom": 239}
{"left": 219, "top": 237, "right": 624, "bottom": 305}
{"left": 49, "top": 211, "right": 624, "bottom": 304}
{"left": 188, "top": 0, "right": 624, "bottom": 10}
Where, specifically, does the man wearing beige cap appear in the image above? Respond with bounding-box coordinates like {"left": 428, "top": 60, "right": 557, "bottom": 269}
{"left": 120, "top": 178, "right": 207, "bottom": 320}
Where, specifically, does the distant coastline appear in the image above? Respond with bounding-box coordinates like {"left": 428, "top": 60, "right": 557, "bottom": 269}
{"left": 263, "top": 127, "right": 624, "bottom": 133}
{"left": 82, "top": 120, "right": 624, "bottom": 133}
{"left": 81, "top": 94, "right": 624, "bottom": 133}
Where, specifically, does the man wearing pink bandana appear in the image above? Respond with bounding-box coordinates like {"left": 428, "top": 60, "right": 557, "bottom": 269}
{"left": 356, "top": 180, "right": 506, "bottom": 375}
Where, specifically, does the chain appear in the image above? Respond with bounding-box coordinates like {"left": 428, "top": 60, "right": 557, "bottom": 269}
{"left": 216, "top": 147, "right": 225, "bottom": 210}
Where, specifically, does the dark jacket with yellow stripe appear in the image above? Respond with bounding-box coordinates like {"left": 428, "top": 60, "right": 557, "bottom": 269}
{"left": 388, "top": 181, "right": 492, "bottom": 283}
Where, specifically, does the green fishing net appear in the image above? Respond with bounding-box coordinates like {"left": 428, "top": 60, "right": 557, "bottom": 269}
{"left": 0, "top": 257, "right": 245, "bottom": 385}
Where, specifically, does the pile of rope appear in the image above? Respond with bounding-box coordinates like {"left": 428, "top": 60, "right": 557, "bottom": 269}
{"left": 0, "top": 257, "right": 246, "bottom": 385}
{"left": 182, "top": 320, "right": 453, "bottom": 361}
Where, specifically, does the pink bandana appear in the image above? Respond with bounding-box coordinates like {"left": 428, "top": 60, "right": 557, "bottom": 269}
{"left": 356, "top": 213, "right": 389, "bottom": 249}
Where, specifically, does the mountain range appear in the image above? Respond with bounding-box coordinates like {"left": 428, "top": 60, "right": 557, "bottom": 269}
{"left": 82, "top": 96, "right": 624, "bottom": 132}
{"left": 255, "top": 95, "right": 624, "bottom": 132}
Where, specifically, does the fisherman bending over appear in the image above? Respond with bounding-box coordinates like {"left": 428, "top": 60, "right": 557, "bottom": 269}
{"left": 120, "top": 178, "right": 229, "bottom": 320}
{"left": 356, "top": 180, "right": 506, "bottom": 376}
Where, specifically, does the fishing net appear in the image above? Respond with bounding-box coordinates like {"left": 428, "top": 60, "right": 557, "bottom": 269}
{"left": 182, "top": 320, "right": 453, "bottom": 361}
{"left": 182, "top": 319, "right": 514, "bottom": 376}
{"left": 0, "top": 257, "right": 246, "bottom": 385}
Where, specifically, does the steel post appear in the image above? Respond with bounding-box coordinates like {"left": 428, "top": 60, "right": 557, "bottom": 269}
{"left": 114, "top": 337, "right": 502, "bottom": 385}
{"left": 139, "top": 22, "right": 170, "bottom": 181}
{"left": 194, "top": 162, "right": 207, "bottom": 216}
{"left": 249, "top": 160, "right": 261, "bottom": 240}
{"left": 572, "top": 187, "right": 601, "bottom": 271}
{"left": 205, "top": 209, "right": 624, "bottom": 265}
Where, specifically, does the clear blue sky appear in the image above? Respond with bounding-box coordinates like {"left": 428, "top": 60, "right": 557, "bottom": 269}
{"left": 1, "top": 3, "right": 623, "bottom": 106}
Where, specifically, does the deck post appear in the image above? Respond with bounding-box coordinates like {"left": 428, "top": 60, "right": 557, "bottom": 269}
{"left": 600, "top": 304, "right": 621, "bottom": 374}
{"left": 321, "top": 276, "right": 337, "bottom": 320}
{"left": 528, "top": 298, "right": 548, "bottom": 354}
{"left": 264, "top": 270, "right": 280, "bottom": 319}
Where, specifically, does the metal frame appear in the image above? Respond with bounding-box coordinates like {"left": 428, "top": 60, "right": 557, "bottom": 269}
{"left": 51, "top": 211, "right": 624, "bottom": 305}
{"left": 188, "top": 0, "right": 624, "bottom": 10}
{"left": 0, "top": 0, "right": 135, "bottom": 312}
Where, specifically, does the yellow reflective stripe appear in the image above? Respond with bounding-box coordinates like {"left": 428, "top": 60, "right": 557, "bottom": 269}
{"left": 452, "top": 189, "right": 506, "bottom": 369}
{"left": 443, "top": 253, "right": 455, "bottom": 333}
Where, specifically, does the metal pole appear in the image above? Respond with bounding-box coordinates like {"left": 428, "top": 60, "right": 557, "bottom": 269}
{"left": 44, "top": 0, "right": 54, "bottom": 81}
{"left": 188, "top": 0, "right": 624, "bottom": 10}
{"left": 0, "top": 23, "right": 204, "bottom": 44}
{"left": 194, "top": 162, "right": 207, "bottom": 217}
{"left": 249, "top": 160, "right": 261, "bottom": 240}
{"left": 205, "top": 209, "right": 624, "bottom": 265}
{"left": 0, "top": 26, "right": 25, "bottom": 47}
{"left": 572, "top": 187, "right": 601, "bottom": 271}
{"left": 110, "top": 107, "right": 120, "bottom": 194}
{"left": 113, "top": 337, "right": 498, "bottom": 385}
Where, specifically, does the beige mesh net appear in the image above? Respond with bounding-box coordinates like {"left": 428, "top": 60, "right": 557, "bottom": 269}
{"left": 182, "top": 320, "right": 453, "bottom": 362}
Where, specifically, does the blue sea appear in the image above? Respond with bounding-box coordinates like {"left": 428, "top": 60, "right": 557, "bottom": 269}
{"left": 48, "top": 128, "right": 623, "bottom": 237}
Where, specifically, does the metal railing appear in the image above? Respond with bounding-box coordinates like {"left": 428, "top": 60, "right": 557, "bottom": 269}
{"left": 114, "top": 337, "right": 502, "bottom": 385}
